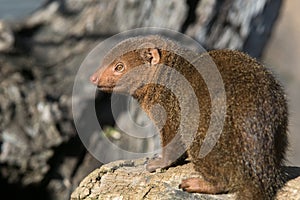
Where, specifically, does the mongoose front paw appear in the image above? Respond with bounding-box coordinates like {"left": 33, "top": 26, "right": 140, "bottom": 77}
{"left": 146, "top": 158, "right": 171, "bottom": 172}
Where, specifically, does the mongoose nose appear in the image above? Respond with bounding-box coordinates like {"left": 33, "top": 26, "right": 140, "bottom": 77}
{"left": 90, "top": 74, "right": 98, "bottom": 85}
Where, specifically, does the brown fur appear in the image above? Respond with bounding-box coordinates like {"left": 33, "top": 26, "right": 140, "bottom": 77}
{"left": 90, "top": 35, "right": 288, "bottom": 200}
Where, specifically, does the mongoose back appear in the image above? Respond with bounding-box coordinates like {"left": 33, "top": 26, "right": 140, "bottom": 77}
{"left": 90, "top": 35, "right": 288, "bottom": 200}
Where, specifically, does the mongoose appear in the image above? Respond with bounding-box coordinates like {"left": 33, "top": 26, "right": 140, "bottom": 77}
{"left": 90, "top": 35, "right": 288, "bottom": 200}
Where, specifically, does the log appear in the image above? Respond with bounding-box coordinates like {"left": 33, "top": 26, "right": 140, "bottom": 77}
{"left": 70, "top": 158, "right": 300, "bottom": 200}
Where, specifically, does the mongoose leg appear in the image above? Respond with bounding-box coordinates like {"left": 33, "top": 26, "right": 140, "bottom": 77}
{"left": 179, "top": 177, "right": 225, "bottom": 194}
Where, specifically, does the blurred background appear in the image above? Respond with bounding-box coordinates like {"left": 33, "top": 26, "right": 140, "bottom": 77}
{"left": 0, "top": 0, "right": 299, "bottom": 199}
{"left": 264, "top": 0, "right": 300, "bottom": 166}
{"left": 0, "top": 0, "right": 43, "bottom": 19}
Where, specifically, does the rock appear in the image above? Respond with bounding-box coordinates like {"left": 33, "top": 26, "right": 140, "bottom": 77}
{"left": 70, "top": 158, "right": 300, "bottom": 200}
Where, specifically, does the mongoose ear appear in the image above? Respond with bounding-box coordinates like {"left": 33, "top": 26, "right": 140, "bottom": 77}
{"left": 149, "top": 48, "right": 160, "bottom": 65}
{"left": 141, "top": 48, "right": 160, "bottom": 65}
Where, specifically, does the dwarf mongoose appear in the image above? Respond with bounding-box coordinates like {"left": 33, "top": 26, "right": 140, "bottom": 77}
{"left": 90, "top": 35, "right": 288, "bottom": 200}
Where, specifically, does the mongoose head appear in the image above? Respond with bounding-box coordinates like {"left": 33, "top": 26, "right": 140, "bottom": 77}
{"left": 90, "top": 46, "right": 161, "bottom": 94}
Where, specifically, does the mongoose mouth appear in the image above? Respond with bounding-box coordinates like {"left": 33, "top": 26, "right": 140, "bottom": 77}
{"left": 97, "top": 85, "right": 127, "bottom": 93}
{"left": 97, "top": 85, "right": 115, "bottom": 92}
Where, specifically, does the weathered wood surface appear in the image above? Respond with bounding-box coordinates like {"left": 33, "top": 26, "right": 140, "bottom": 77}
{"left": 71, "top": 158, "right": 300, "bottom": 200}
{"left": 71, "top": 158, "right": 234, "bottom": 200}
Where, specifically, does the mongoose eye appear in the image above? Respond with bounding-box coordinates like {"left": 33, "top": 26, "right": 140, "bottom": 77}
{"left": 114, "top": 63, "right": 125, "bottom": 73}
